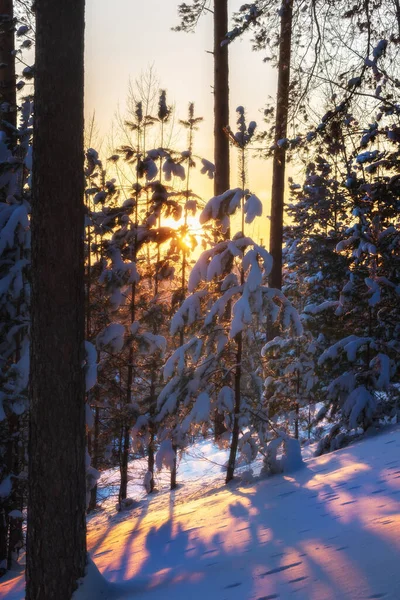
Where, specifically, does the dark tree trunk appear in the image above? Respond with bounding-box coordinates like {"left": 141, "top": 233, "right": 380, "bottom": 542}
{"left": 171, "top": 444, "right": 178, "bottom": 490}
{"left": 0, "top": 508, "right": 6, "bottom": 577}
{"left": 268, "top": 0, "right": 293, "bottom": 291}
{"left": 213, "top": 0, "right": 230, "bottom": 196}
{"left": 213, "top": 1, "right": 230, "bottom": 440}
{"left": 26, "top": 1, "right": 87, "bottom": 598}
{"left": 88, "top": 405, "right": 100, "bottom": 512}
{"left": 147, "top": 374, "right": 156, "bottom": 494}
{"left": 147, "top": 426, "right": 155, "bottom": 493}
{"left": 214, "top": 409, "right": 226, "bottom": 439}
{"left": 226, "top": 332, "right": 242, "bottom": 483}
{"left": 119, "top": 280, "right": 137, "bottom": 503}
{"left": 6, "top": 413, "right": 23, "bottom": 571}
{"left": 0, "top": 0, "right": 16, "bottom": 131}
{"left": 119, "top": 425, "right": 130, "bottom": 502}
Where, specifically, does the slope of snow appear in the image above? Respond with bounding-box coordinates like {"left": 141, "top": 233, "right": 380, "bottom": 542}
{"left": 2, "top": 427, "right": 400, "bottom": 599}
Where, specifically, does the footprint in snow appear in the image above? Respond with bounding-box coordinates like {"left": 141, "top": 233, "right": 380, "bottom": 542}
{"left": 261, "top": 562, "right": 302, "bottom": 576}
{"left": 93, "top": 549, "right": 112, "bottom": 558}
{"left": 289, "top": 576, "right": 308, "bottom": 583}
{"left": 256, "top": 595, "right": 279, "bottom": 599}
{"left": 224, "top": 582, "right": 242, "bottom": 589}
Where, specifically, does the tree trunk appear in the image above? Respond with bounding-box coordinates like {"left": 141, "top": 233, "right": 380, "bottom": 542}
{"left": 0, "top": 508, "right": 7, "bottom": 577}
{"left": 88, "top": 405, "right": 100, "bottom": 512}
{"left": 268, "top": 0, "right": 293, "bottom": 291}
{"left": 0, "top": 0, "right": 16, "bottom": 131}
{"left": 147, "top": 426, "right": 155, "bottom": 493}
{"left": 6, "top": 413, "right": 23, "bottom": 571}
{"left": 26, "top": 1, "right": 86, "bottom": 598}
{"left": 213, "top": 1, "right": 231, "bottom": 440}
{"left": 171, "top": 444, "right": 178, "bottom": 490}
{"left": 213, "top": 0, "right": 230, "bottom": 196}
{"left": 226, "top": 332, "right": 242, "bottom": 483}
{"left": 119, "top": 424, "right": 130, "bottom": 502}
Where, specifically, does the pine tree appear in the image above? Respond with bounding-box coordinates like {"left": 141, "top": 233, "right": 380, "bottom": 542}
{"left": 158, "top": 108, "right": 302, "bottom": 484}
{"left": 0, "top": 100, "right": 31, "bottom": 576}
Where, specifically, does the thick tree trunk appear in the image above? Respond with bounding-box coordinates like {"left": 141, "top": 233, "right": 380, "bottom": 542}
{"left": 214, "top": 1, "right": 230, "bottom": 441}
{"left": 213, "top": 0, "right": 230, "bottom": 196}
{"left": 26, "top": 1, "right": 86, "bottom": 598}
{"left": 268, "top": 0, "right": 293, "bottom": 291}
{"left": 0, "top": 0, "right": 16, "bottom": 131}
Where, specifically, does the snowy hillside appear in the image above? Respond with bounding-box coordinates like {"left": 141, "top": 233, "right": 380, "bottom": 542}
{"left": 2, "top": 427, "right": 400, "bottom": 600}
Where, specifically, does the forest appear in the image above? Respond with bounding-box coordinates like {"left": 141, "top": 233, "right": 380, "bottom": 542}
{"left": 0, "top": 0, "right": 400, "bottom": 599}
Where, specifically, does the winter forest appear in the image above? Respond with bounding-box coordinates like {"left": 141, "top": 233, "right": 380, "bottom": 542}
{"left": 1, "top": 0, "right": 400, "bottom": 599}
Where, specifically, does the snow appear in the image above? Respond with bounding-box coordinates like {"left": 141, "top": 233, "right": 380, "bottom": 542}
{"left": 0, "top": 475, "right": 12, "bottom": 498}
{"left": 200, "top": 159, "right": 215, "bottom": 179}
{"left": 319, "top": 335, "right": 372, "bottom": 364}
{"left": 184, "top": 392, "right": 211, "bottom": 428}
{"left": 85, "top": 341, "right": 98, "bottom": 392}
{"left": 0, "top": 392, "right": 5, "bottom": 421}
{"left": 96, "top": 323, "right": 125, "bottom": 353}
{"left": 370, "top": 353, "right": 391, "bottom": 389}
{"left": 3, "top": 428, "right": 400, "bottom": 600}
{"left": 343, "top": 385, "right": 376, "bottom": 430}
{"left": 73, "top": 558, "right": 111, "bottom": 599}
{"left": 155, "top": 440, "right": 176, "bottom": 472}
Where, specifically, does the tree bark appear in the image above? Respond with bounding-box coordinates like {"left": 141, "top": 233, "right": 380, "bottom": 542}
{"left": 27, "top": 1, "right": 87, "bottom": 598}
{"left": 226, "top": 332, "right": 242, "bottom": 483}
{"left": 268, "top": 0, "right": 293, "bottom": 291}
{"left": 0, "top": 0, "right": 16, "bottom": 131}
{"left": 213, "top": 1, "right": 231, "bottom": 440}
{"left": 213, "top": 0, "right": 230, "bottom": 196}
{"left": 88, "top": 405, "right": 100, "bottom": 512}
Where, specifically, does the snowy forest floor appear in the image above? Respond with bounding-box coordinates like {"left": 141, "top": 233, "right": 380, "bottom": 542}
{"left": 2, "top": 426, "right": 400, "bottom": 599}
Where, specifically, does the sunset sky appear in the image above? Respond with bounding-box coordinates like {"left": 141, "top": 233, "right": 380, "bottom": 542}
{"left": 84, "top": 0, "right": 278, "bottom": 242}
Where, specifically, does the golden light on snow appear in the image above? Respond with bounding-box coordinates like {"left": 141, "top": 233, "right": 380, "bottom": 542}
{"left": 2, "top": 432, "right": 400, "bottom": 599}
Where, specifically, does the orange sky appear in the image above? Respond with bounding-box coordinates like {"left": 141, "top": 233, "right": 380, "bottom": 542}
{"left": 84, "top": 0, "right": 278, "bottom": 242}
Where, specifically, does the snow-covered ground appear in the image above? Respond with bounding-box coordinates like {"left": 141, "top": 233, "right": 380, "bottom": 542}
{"left": 2, "top": 427, "right": 400, "bottom": 599}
